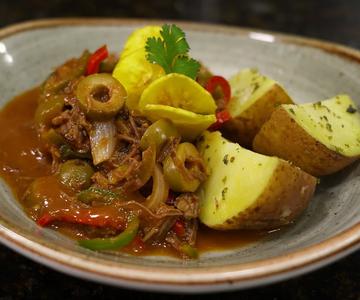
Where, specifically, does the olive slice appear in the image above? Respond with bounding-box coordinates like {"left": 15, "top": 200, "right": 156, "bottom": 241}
{"left": 163, "top": 142, "right": 206, "bottom": 192}
{"left": 76, "top": 73, "right": 127, "bottom": 120}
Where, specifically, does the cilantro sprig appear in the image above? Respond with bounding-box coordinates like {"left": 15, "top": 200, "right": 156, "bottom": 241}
{"left": 145, "top": 24, "right": 200, "bottom": 80}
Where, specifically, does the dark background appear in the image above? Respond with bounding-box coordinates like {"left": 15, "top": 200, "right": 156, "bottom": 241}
{"left": 0, "top": 0, "right": 359, "bottom": 299}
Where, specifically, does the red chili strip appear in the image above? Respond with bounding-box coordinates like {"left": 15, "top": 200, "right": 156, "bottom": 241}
{"left": 86, "top": 45, "right": 109, "bottom": 75}
{"left": 37, "top": 209, "right": 125, "bottom": 230}
{"left": 205, "top": 75, "right": 231, "bottom": 104}
{"left": 172, "top": 220, "right": 186, "bottom": 237}
{"left": 37, "top": 213, "right": 53, "bottom": 227}
{"left": 209, "top": 110, "right": 232, "bottom": 131}
{"left": 131, "top": 235, "right": 146, "bottom": 253}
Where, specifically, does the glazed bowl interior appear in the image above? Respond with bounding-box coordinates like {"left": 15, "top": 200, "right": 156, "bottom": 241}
{"left": 0, "top": 20, "right": 359, "bottom": 282}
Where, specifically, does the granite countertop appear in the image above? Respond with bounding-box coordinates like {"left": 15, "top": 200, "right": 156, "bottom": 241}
{"left": 0, "top": 0, "right": 359, "bottom": 299}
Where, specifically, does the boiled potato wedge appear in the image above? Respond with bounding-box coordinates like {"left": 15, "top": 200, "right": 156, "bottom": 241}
{"left": 222, "top": 69, "right": 293, "bottom": 147}
{"left": 253, "top": 95, "right": 360, "bottom": 176}
{"left": 197, "top": 131, "right": 316, "bottom": 230}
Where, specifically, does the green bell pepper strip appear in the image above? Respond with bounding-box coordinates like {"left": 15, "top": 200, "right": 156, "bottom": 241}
{"left": 179, "top": 244, "right": 199, "bottom": 259}
{"left": 78, "top": 216, "right": 140, "bottom": 251}
{"left": 140, "top": 119, "right": 180, "bottom": 152}
{"left": 59, "top": 144, "right": 92, "bottom": 160}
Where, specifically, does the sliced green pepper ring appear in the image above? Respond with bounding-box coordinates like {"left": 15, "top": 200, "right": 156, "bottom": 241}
{"left": 76, "top": 73, "right": 127, "bottom": 120}
{"left": 77, "top": 186, "right": 119, "bottom": 204}
{"left": 140, "top": 119, "right": 180, "bottom": 152}
{"left": 78, "top": 216, "right": 140, "bottom": 250}
{"left": 35, "top": 95, "right": 64, "bottom": 127}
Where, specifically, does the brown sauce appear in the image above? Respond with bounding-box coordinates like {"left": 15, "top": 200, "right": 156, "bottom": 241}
{"left": 0, "top": 88, "right": 268, "bottom": 256}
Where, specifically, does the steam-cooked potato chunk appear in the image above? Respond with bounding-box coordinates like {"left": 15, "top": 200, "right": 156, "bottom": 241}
{"left": 197, "top": 131, "right": 316, "bottom": 230}
{"left": 253, "top": 95, "right": 360, "bottom": 176}
{"left": 222, "top": 69, "right": 293, "bottom": 147}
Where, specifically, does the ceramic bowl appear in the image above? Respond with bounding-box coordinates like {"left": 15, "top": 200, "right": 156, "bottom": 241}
{"left": 0, "top": 19, "right": 359, "bottom": 293}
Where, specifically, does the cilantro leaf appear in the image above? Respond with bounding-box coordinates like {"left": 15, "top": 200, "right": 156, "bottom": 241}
{"left": 145, "top": 24, "right": 200, "bottom": 79}
{"left": 160, "top": 24, "right": 190, "bottom": 63}
{"left": 145, "top": 37, "right": 171, "bottom": 74}
{"left": 173, "top": 56, "right": 200, "bottom": 79}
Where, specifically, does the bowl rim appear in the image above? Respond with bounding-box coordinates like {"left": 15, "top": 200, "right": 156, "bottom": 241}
{"left": 0, "top": 18, "right": 359, "bottom": 291}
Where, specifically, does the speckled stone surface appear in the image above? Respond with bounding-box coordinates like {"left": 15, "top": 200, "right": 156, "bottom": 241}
{"left": 0, "top": 0, "right": 359, "bottom": 299}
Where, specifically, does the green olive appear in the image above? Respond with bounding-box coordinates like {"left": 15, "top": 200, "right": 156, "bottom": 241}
{"left": 140, "top": 119, "right": 180, "bottom": 151}
{"left": 76, "top": 73, "right": 126, "bottom": 120}
{"left": 58, "top": 159, "right": 94, "bottom": 191}
{"left": 163, "top": 142, "right": 205, "bottom": 192}
{"left": 35, "top": 95, "right": 64, "bottom": 127}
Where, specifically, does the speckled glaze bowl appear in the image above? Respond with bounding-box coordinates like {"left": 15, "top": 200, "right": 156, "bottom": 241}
{"left": 0, "top": 19, "right": 359, "bottom": 293}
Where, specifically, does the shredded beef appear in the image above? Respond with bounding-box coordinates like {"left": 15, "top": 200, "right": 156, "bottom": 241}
{"left": 52, "top": 105, "right": 91, "bottom": 153}
{"left": 184, "top": 219, "right": 198, "bottom": 246}
{"left": 116, "top": 108, "right": 150, "bottom": 139}
{"left": 142, "top": 204, "right": 181, "bottom": 241}
{"left": 175, "top": 193, "right": 200, "bottom": 219}
{"left": 107, "top": 158, "right": 140, "bottom": 185}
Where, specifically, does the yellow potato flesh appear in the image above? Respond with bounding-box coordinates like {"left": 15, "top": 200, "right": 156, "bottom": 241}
{"left": 139, "top": 73, "right": 217, "bottom": 115}
{"left": 143, "top": 104, "right": 215, "bottom": 141}
{"left": 283, "top": 95, "right": 360, "bottom": 157}
{"left": 228, "top": 68, "right": 279, "bottom": 116}
{"left": 197, "top": 131, "right": 278, "bottom": 227}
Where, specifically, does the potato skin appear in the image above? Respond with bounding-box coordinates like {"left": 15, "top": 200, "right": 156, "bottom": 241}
{"left": 253, "top": 107, "right": 358, "bottom": 176}
{"left": 222, "top": 84, "right": 293, "bottom": 148}
{"left": 213, "top": 160, "right": 317, "bottom": 230}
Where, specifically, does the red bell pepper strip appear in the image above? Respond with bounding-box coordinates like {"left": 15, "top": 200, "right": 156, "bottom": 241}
{"left": 209, "top": 110, "right": 232, "bottom": 131}
{"left": 173, "top": 219, "right": 186, "bottom": 237}
{"left": 205, "top": 75, "right": 231, "bottom": 104}
{"left": 37, "top": 213, "right": 54, "bottom": 227}
{"left": 130, "top": 235, "right": 146, "bottom": 253}
{"left": 37, "top": 209, "right": 125, "bottom": 230}
{"left": 86, "top": 45, "right": 109, "bottom": 75}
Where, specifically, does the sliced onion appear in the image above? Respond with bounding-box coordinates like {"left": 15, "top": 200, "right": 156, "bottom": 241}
{"left": 145, "top": 164, "right": 169, "bottom": 211}
{"left": 116, "top": 200, "right": 182, "bottom": 221}
{"left": 123, "top": 144, "right": 156, "bottom": 192}
{"left": 142, "top": 217, "right": 177, "bottom": 242}
{"left": 89, "top": 120, "right": 117, "bottom": 165}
